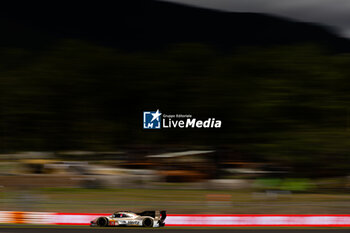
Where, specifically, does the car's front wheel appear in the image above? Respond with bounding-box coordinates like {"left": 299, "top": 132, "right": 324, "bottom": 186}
{"left": 97, "top": 217, "right": 108, "bottom": 227}
{"left": 142, "top": 218, "right": 154, "bottom": 227}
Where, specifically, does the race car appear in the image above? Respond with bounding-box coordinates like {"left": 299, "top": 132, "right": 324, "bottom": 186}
{"left": 90, "top": 210, "right": 166, "bottom": 227}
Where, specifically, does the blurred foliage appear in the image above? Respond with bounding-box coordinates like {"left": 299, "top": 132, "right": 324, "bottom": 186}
{"left": 1, "top": 41, "right": 350, "bottom": 176}
{"left": 254, "top": 178, "right": 314, "bottom": 191}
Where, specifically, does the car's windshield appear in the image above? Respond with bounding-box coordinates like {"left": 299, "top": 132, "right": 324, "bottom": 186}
{"left": 112, "top": 213, "right": 129, "bottom": 218}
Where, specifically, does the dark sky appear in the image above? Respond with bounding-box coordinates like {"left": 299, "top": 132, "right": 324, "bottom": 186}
{"left": 163, "top": 0, "right": 350, "bottom": 37}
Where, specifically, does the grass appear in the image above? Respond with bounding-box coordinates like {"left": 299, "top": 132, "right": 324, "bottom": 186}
{"left": 1, "top": 187, "right": 350, "bottom": 214}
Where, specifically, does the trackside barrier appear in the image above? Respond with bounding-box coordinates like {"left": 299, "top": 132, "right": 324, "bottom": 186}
{"left": 0, "top": 211, "right": 56, "bottom": 224}
{"left": 0, "top": 211, "right": 12, "bottom": 223}
{"left": 166, "top": 215, "right": 350, "bottom": 227}
{"left": 54, "top": 213, "right": 108, "bottom": 225}
{"left": 1, "top": 211, "right": 350, "bottom": 227}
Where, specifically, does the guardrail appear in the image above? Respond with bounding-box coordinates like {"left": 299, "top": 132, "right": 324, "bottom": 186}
{"left": 1, "top": 211, "right": 350, "bottom": 227}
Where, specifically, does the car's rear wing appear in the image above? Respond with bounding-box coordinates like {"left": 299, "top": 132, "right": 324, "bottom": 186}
{"left": 159, "top": 210, "right": 166, "bottom": 227}
{"left": 137, "top": 210, "right": 166, "bottom": 217}
{"left": 160, "top": 210, "right": 166, "bottom": 222}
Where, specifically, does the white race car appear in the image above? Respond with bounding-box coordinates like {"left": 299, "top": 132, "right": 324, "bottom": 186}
{"left": 90, "top": 210, "right": 166, "bottom": 227}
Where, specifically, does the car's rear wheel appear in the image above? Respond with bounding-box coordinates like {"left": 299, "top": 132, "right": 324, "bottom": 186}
{"left": 97, "top": 217, "right": 108, "bottom": 227}
{"left": 142, "top": 218, "right": 154, "bottom": 227}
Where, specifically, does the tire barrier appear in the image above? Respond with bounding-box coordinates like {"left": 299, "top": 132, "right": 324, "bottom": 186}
{"left": 1, "top": 211, "right": 350, "bottom": 227}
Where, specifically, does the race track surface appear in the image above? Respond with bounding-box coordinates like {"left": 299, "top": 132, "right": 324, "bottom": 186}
{"left": 0, "top": 226, "right": 349, "bottom": 233}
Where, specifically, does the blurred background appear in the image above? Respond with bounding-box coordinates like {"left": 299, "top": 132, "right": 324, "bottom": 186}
{"left": 0, "top": 0, "right": 350, "bottom": 215}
